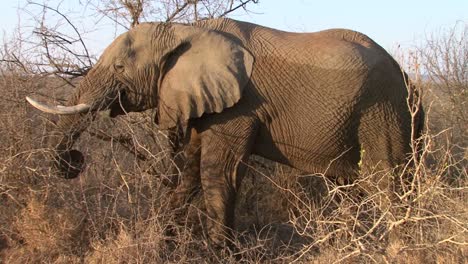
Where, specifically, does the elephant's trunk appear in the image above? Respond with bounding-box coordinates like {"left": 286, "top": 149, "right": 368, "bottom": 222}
{"left": 48, "top": 91, "right": 95, "bottom": 178}
{"left": 28, "top": 67, "right": 119, "bottom": 178}
{"left": 48, "top": 69, "right": 111, "bottom": 178}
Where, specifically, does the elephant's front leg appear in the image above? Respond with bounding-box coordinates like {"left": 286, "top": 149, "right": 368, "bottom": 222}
{"left": 169, "top": 128, "right": 202, "bottom": 221}
{"left": 199, "top": 123, "right": 256, "bottom": 246}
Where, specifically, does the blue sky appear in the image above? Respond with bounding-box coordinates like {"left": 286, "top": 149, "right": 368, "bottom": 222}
{"left": 233, "top": 0, "right": 467, "bottom": 49}
{"left": 1, "top": 0, "right": 467, "bottom": 54}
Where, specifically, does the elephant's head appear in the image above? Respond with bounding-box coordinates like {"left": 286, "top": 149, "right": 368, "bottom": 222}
{"left": 26, "top": 22, "right": 254, "bottom": 178}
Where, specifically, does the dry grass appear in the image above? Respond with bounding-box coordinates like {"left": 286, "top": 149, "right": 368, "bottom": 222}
{"left": 1, "top": 25, "right": 467, "bottom": 263}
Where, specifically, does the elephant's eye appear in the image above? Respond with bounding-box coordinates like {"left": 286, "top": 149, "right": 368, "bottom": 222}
{"left": 114, "top": 63, "right": 125, "bottom": 73}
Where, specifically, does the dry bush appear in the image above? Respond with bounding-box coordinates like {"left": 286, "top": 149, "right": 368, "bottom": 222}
{"left": 1, "top": 4, "right": 467, "bottom": 263}
{"left": 254, "top": 133, "right": 467, "bottom": 263}
{"left": 422, "top": 23, "right": 467, "bottom": 141}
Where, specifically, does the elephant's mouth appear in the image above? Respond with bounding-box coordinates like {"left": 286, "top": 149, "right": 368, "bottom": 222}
{"left": 109, "top": 90, "right": 131, "bottom": 117}
{"left": 109, "top": 103, "right": 126, "bottom": 117}
{"left": 55, "top": 149, "right": 85, "bottom": 179}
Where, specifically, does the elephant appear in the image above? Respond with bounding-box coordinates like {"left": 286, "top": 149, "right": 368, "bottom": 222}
{"left": 26, "top": 18, "right": 424, "bottom": 245}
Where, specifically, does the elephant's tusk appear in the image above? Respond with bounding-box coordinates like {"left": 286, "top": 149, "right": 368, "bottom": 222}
{"left": 25, "top": 96, "right": 91, "bottom": 115}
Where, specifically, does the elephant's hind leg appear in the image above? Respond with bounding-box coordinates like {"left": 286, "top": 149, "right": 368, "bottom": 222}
{"left": 358, "top": 105, "right": 413, "bottom": 208}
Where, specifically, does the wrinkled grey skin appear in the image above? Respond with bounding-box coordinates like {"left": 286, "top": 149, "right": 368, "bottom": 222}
{"left": 31, "top": 18, "right": 423, "bottom": 245}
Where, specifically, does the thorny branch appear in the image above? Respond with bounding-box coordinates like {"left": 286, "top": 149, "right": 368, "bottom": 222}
{"left": 166, "top": 1, "right": 190, "bottom": 22}
{"left": 6, "top": 0, "right": 259, "bottom": 77}
{"left": 219, "top": 0, "right": 259, "bottom": 18}
{"left": 29, "top": 1, "right": 93, "bottom": 71}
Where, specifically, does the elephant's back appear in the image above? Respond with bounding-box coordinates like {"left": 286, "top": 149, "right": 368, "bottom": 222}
{"left": 198, "top": 19, "right": 409, "bottom": 174}
{"left": 245, "top": 27, "right": 405, "bottom": 174}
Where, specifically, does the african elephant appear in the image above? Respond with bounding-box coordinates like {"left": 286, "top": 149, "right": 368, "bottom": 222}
{"left": 26, "top": 18, "right": 423, "bottom": 245}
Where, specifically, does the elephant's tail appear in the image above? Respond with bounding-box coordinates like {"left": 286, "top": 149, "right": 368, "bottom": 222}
{"left": 404, "top": 72, "right": 425, "bottom": 153}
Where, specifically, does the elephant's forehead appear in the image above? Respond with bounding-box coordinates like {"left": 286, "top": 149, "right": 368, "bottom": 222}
{"left": 98, "top": 33, "right": 133, "bottom": 65}
{"left": 98, "top": 24, "right": 160, "bottom": 66}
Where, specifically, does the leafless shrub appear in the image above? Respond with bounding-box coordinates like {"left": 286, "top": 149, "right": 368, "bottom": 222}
{"left": 1, "top": 0, "right": 259, "bottom": 81}
{"left": 421, "top": 23, "right": 467, "bottom": 140}
{"left": 1, "top": 4, "right": 466, "bottom": 263}
{"left": 238, "top": 113, "right": 466, "bottom": 263}
{"left": 418, "top": 23, "right": 466, "bottom": 168}
{"left": 94, "top": 0, "right": 259, "bottom": 27}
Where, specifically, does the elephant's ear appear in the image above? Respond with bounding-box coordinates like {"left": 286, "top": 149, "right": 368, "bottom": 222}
{"left": 157, "top": 26, "right": 254, "bottom": 129}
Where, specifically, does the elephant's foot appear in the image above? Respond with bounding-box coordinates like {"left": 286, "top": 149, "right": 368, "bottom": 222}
{"left": 206, "top": 223, "right": 237, "bottom": 252}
